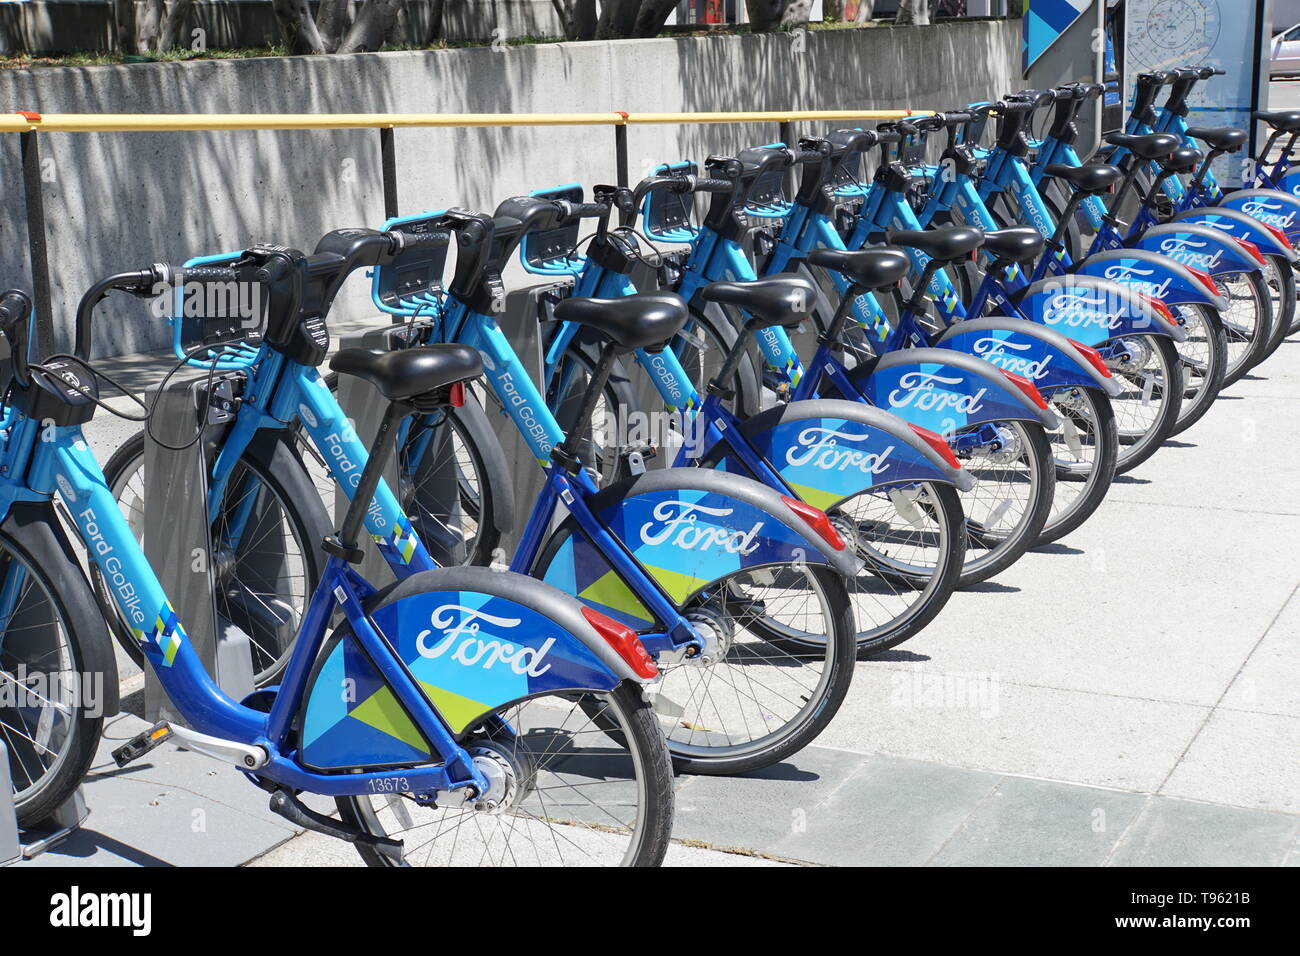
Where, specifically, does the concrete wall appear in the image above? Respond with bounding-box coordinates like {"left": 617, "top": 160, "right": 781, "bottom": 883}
{"left": 0, "top": 1, "right": 565, "bottom": 54}
{"left": 0, "top": 19, "right": 1020, "bottom": 357}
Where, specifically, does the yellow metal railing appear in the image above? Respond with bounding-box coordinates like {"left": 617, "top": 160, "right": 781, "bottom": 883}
{"left": 8, "top": 106, "right": 928, "bottom": 342}
{"left": 0, "top": 108, "right": 923, "bottom": 133}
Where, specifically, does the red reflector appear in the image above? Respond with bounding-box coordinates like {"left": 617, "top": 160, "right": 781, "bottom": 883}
{"left": 448, "top": 382, "right": 465, "bottom": 407}
{"left": 1137, "top": 291, "right": 1177, "bottom": 323}
{"left": 909, "top": 423, "right": 963, "bottom": 470}
{"left": 581, "top": 606, "right": 658, "bottom": 680}
{"left": 1184, "top": 267, "right": 1220, "bottom": 299}
{"left": 1001, "top": 370, "right": 1049, "bottom": 409}
{"left": 780, "top": 495, "right": 846, "bottom": 551}
{"left": 1067, "top": 338, "right": 1113, "bottom": 378}
{"left": 1232, "top": 237, "right": 1266, "bottom": 266}
{"left": 1264, "top": 223, "right": 1293, "bottom": 249}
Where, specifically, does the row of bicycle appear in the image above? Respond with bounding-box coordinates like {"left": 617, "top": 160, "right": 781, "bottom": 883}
{"left": 2, "top": 63, "right": 1295, "bottom": 865}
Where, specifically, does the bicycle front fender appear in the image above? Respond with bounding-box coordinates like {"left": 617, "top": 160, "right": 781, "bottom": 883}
{"left": 721, "top": 398, "right": 975, "bottom": 502}
{"left": 851, "top": 348, "right": 1061, "bottom": 432}
{"left": 1170, "top": 205, "right": 1298, "bottom": 263}
{"left": 1128, "top": 223, "right": 1266, "bottom": 276}
{"left": 1216, "top": 188, "right": 1300, "bottom": 245}
{"left": 933, "top": 317, "right": 1123, "bottom": 399}
{"left": 1066, "top": 254, "right": 1224, "bottom": 318}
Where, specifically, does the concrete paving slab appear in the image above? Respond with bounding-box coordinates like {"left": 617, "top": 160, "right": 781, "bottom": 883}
{"left": 928, "top": 775, "right": 1147, "bottom": 867}
{"left": 670, "top": 744, "right": 871, "bottom": 852}
{"left": 838, "top": 502, "right": 1300, "bottom": 709}
{"left": 1159, "top": 709, "right": 1300, "bottom": 814}
{"left": 20, "top": 714, "right": 303, "bottom": 868}
{"left": 766, "top": 754, "right": 999, "bottom": 866}
{"left": 1107, "top": 797, "right": 1300, "bottom": 867}
{"left": 819, "top": 665, "right": 1210, "bottom": 793}
{"left": 1222, "top": 584, "right": 1300, "bottom": 718}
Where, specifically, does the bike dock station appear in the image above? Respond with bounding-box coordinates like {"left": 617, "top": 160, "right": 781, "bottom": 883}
{"left": 2, "top": 34, "right": 1299, "bottom": 872}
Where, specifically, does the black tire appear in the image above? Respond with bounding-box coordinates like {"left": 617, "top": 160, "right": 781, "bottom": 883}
{"left": 669, "top": 564, "right": 856, "bottom": 776}
{"left": 841, "top": 481, "right": 966, "bottom": 654}
{"left": 1218, "top": 269, "right": 1273, "bottom": 386}
{"left": 955, "top": 421, "right": 1056, "bottom": 587}
{"left": 339, "top": 679, "right": 673, "bottom": 866}
{"left": 1038, "top": 387, "right": 1119, "bottom": 545}
{"left": 1112, "top": 335, "right": 1183, "bottom": 475}
{"left": 677, "top": 301, "right": 765, "bottom": 418}
{"left": 1260, "top": 254, "right": 1296, "bottom": 361}
{"left": 398, "top": 402, "right": 506, "bottom": 567}
{"left": 1169, "top": 303, "right": 1227, "bottom": 435}
{"left": 94, "top": 431, "right": 330, "bottom": 686}
{"left": 1290, "top": 260, "right": 1300, "bottom": 337}
{"left": 547, "top": 336, "right": 639, "bottom": 482}
{"left": 1, "top": 508, "right": 111, "bottom": 827}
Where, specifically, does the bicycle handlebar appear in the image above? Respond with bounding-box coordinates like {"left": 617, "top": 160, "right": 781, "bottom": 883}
{"left": 0, "top": 289, "right": 33, "bottom": 386}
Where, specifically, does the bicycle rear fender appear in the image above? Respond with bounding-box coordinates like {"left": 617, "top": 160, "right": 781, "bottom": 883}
{"left": 851, "top": 348, "right": 1061, "bottom": 432}
{"left": 1055, "top": 258, "right": 1220, "bottom": 320}
{"left": 1128, "top": 223, "right": 1265, "bottom": 276}
{"left": 532, "top": 468, "right": 857, "bottom": 628}
{"left": 299, "top": 567, "right": 639, "bottom": 767}
{"left": 1216, "top": 188, "right": 1300, "bottom": 245}
{"left": 718, "top": 398, "right": 975, "bottom": 505}
{"left": 933, "top": 317, "right": 1123, "bottom": 399}
{"left": 1169, "top": 205, "right": 1298, "bottom": 263}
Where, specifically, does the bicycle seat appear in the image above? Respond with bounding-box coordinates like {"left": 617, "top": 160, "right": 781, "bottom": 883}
{"left": 1104, "top": 132, "right": 1180, "bottom": 160}
{"left": 1042, "top": 163, "right": 1123, "bottom": 194}
{"left": 553, "top": 292, "right": 688, "bottom": 352}
{"left": 804, "top": 247, "right": 911, "bottom": 290}
{"left": 1254, "top": 109, "right": 1300, "bottom": 132}
{"left": 1162, "top": 146, "right": 1204, "bottom": 174}
{"left": 886, "top": 226, "right": 984, "bottom": 262}
{"left": 1187, "top": 126, "right": 1247, "bottom": 152}
{"left": 981, "top": 228, "right": 1046, "bottom": 263}
{"left": 329, "top": 344, "right": 482, "bottom": 402}
{"left": 700, "top": 274, "right": 817, "bottom": 329}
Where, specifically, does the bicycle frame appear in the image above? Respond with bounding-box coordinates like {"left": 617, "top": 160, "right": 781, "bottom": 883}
{"left": 0, "top": 409, "right": 489, "bottom": 798}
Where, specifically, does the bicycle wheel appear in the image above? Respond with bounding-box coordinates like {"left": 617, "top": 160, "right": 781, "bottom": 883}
{"left": 1260, "top": 254, "right": 1296, "bottom": 361}
{"left": 96, "top": 432, "right": 328, "bottom": 686}
{"left": 1169, "top": 303, "right": 1227, "bottom": 435}
{"left": 656, "top": 563, "right": 856, "bottom": 775}
{"left": 338, "top": 680, "right": 673, "bottom": 866}
{"left": 546, "top": 337, "right": 638, "bottom": 483}
{"left": 1110, "top": 334, "right": 1183, "bottom": 475}
{"left": 953, "top": 420, "right": 1055, "bottom": 586}
{"left": 1, "top": 508, "right": 109, "bottom": 826}
{"left": 1218, "top": 270, "right": 1272, "bottom": 386}
{"left": 1039, "top": 386, "right": 1118, "bottom": 544}
{"left": 397, "top": 405, "right": 504, "bottom": 567}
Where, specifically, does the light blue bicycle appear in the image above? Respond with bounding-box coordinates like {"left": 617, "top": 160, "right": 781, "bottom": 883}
{"left": 0, "top": 243, "right": 679, "bottom": 865}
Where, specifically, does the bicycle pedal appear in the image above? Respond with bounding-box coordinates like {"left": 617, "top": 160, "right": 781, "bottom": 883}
{"left": 111, "top": 722, "right": 174, "bottom": 768}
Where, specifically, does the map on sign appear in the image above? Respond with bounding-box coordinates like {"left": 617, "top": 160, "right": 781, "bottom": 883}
{"left": 1123, "top": 0, "right": 1261, "bottom": 183}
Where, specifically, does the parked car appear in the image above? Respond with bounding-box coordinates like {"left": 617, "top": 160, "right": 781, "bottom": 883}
{"left": 1272, "top": 23, "right": 1300, "bottom": 76}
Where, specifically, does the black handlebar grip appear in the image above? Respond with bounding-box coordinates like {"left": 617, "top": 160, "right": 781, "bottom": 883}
{"left": 693, "top": 177, "right": 735, "bottom": 193}
{"left": 794, "top": 149, "right": 825, "bottom": 165}
{"left": 391, "top": 229, "right": 446, "bottom": 250}
{"left": 0, "top": 289, "right": 32, "bottom": 327}
{"left": 560, "top": 201, "right": 609, "bottom": 219}
{"left": 180, "top": 266, "right": 240, "bottom": 283}
{"left": 254, "top": 256, "right": 293, "bottom": 283}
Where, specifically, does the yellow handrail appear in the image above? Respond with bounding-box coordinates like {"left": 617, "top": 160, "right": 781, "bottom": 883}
{"left": 0, "top": 108, "right": 925, "bottom": 133}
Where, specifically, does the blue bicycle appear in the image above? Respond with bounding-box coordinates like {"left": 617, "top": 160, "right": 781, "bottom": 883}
{"left": 0, "top": 247, "right": 678, "bottom": 865}
{"left": 106, "top": 214, "right": 863, "bottom": 776}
